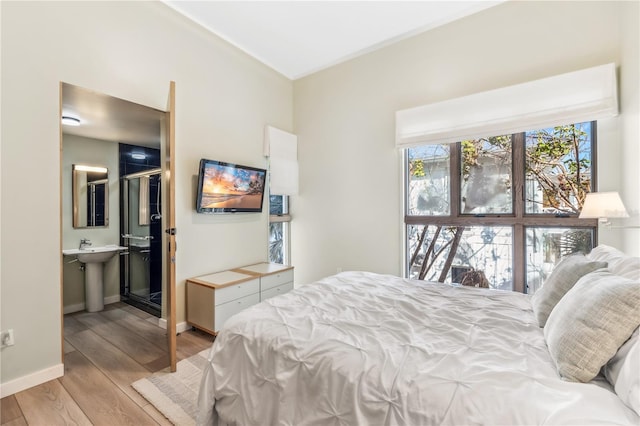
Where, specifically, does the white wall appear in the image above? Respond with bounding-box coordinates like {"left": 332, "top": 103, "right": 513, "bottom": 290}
{"left": 292, "top": 0, "right": 640, "bottom": 285}
{"left": 1, "top": 1, "right": 292, "bottom": 391}
{"left": 619, "top": 0, "right": 640, "bottom": 254}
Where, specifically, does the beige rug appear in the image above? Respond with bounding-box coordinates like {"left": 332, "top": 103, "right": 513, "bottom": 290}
{"left": 133, "top": 349, "right": 211, "bottom": 426}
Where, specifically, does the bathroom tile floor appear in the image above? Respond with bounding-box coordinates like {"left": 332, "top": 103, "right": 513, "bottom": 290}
{"left": 1, "top": 302, "right": 215, "bottom": 426}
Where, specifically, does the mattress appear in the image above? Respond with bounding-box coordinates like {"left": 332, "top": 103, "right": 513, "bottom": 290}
{"left": 197, "top": 271, "right": 638, "bottom": 425}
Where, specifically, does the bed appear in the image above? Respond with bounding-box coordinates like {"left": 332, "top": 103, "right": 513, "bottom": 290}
{"left": 197, "top": 245, "right": 640, "bottom": 425}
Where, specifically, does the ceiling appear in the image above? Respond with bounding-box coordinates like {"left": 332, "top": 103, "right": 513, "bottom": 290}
{"left": 162, "top": 1, "right": 504, "bottom": 80}
{"left": 62, "top": 1, "right": 504, "bottom": 144}
{"left": 61, "top": 83, "right": 164, "bottom": 148}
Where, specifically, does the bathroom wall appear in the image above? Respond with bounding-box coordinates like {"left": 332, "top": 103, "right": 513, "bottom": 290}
{"left": 62, "top": 134, "right": 120, "bottom": 312}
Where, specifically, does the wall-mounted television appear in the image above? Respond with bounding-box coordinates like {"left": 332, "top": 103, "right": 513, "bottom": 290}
{"left": 195, "top": 158, "right": 267, "bottom": 213}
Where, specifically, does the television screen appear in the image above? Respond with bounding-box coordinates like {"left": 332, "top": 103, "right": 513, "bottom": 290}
{"left": 196, "top": 159, "right": 267, "bottom": 213}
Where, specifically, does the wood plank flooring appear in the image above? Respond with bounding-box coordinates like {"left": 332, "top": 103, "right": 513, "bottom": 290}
{"left": 1, "top": 302, "right": 215, "bottom": 426}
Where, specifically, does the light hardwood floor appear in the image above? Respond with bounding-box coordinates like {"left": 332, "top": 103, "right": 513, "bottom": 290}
{"left": 1, "top": 302, "right": 215, "bottom": 426}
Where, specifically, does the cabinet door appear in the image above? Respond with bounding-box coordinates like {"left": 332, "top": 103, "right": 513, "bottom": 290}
{"left": 214, "top": 293, "right": 260, "bottom": 330}
{"left": 261, "top": 269, "right": 294, "bottom": 291}
{"left": 261, "top": 282, "right": 294, "bottom": 301}
{"left": 215, "top": 279, "right": 259, "bottom": 305}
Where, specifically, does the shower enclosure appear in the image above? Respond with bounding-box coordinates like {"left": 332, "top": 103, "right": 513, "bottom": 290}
{"left": 121, "top": 168, "right": 162, "bottom": 316}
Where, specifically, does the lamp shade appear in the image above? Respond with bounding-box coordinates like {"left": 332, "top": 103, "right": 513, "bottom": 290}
{"left": 579, "top": 192, "right": 629, "bottom": 219}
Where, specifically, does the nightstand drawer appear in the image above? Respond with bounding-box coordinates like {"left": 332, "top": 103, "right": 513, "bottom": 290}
{"left": 261, "top": 282, "right": 293, "bottom": 301}
{"left": 215, "top": 293, "right": 260, "bottom": 329}
{"left": 261, "top": 269, "right": 294, "bottom": 291}
{"left": 215, "top": 278, "right": 259, "bottom": 305}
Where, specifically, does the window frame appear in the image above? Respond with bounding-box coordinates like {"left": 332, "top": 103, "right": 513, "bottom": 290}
{"left": 269, "top": 195, "right": 291, "bottom": 265}
{"left": 404, "top": 122, "right": 599, "bottom": 293}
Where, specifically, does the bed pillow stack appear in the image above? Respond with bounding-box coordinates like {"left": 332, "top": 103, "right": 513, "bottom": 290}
{"left": 544, "top": 270, "right": 640, "bottom": 381}
{"left": 536, "top": 245, "right": 640, "bottom": 416}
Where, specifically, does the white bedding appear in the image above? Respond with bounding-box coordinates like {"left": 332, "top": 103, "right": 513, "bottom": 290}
{"left": 197, "top": 271, "right": 639, "bottom": 425}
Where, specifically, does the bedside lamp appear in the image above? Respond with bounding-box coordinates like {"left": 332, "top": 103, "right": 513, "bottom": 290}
{"left": 579, "top": 191, "right": 629, "bottom": 225}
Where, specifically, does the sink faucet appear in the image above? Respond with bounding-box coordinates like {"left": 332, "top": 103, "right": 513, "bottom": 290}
{"left": 79, "top": 238, "right": 92, "bottom": 250}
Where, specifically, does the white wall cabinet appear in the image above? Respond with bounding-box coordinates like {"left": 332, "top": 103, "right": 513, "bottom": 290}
{"left": 186, "top": 263, "right": 294, "bottom": 335}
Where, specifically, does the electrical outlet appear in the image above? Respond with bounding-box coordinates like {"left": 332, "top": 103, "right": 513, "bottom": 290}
{"left": 336, "top": 267, "right": 343, "bottom": 273}
{"left": 1, "top": 329, "right": 15, "bottom": 347}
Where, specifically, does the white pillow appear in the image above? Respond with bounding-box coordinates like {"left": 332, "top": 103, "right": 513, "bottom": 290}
{"left": 544, "top": 270, "right": 640, "bottom": 383}
{"left": 587, "top": 244, "right": 626, "bottom": 263}
{"left": 531, "top": 254, "right": 607, "bottom": 327}
{"left": 604, "top": 328, "right": 640, "bottom": 415}
{"left": 610, "top": 256, "right": 640, "bottom": 281}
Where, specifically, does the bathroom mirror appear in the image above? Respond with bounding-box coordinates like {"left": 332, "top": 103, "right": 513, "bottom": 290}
{"left": 72, "top": 164, "right": 109, "bottom": 228}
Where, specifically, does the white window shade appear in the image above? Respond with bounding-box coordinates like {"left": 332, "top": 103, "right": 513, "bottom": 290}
{"left": 264, "top": 125, "right": 299, "bottom": 195}
{"left": 396, "top": 63, "right": 618, "bottom": 148}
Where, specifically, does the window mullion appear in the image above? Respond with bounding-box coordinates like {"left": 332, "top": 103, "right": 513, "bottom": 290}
{"left": 513, "top": 224, "right": 525, "bottom": 293}
{"left": 450, "top": 143, "right": 461, "bottom": 218}
{"left": 513, "top": 133, "right": 525, "bottom": 219}
{"left": 590, "top": 121, "right": 599, "bottom": 247}
{"left": 512, "top": 133, "right": 526, "bottom": 293}
{"left": 269, "top": 214, "right": 291, "bottom": 223}
{"left": 405, "top": 215, "right": 597, "bottom": 227}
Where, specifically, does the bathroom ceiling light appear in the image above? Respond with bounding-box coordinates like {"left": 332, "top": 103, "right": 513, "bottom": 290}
{"left": 61, "top": 116, "right": 81, "bottom": 126}
{"left": 131, "top": 152, "right": 147, "bottom": 160}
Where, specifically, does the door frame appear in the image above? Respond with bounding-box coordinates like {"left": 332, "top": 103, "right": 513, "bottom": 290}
{"left": 165, "top": 81, "right": 177, "bottom": 371}
{"left": 59, "top": 81, "right": 177, "bottom": 371}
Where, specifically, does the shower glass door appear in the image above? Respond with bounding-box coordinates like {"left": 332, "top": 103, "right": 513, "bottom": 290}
{"left": 122, "top": 168, "right": 162, "bottom": 316}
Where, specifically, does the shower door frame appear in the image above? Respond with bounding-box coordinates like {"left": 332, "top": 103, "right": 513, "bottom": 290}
{"left": 122, "top": 168, "right": 162, "bottom": 315}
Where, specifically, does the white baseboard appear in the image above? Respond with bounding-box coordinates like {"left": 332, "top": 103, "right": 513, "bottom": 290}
{"left": 158, "top": 318, "right": 190, "bottom": 334}
{"left": 104, "top": 295, "right": 121, "bottom": 305}
{"left": 177, "top": 321, "right": 190, "bottom": 333}
{"left": 63, "top": 303, "right": 85, "bottom": 315}
{"left": 0, "top": 363, "right": 64, "bottom": 398}
{"left": 63, "top": 295, "right": 121, "bottom": 314}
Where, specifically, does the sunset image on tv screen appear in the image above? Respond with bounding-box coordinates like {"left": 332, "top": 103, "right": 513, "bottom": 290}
{"left": 200, "top": 163, "right": 265, "bottom": 209}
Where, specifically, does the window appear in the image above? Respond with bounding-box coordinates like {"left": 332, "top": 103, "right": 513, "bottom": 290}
{"left": 264, "top": 126, "right": 297, "bottom": 266}
{"left": 269, "top": 195, "right": 290, "bottom": 265}
{"left": 405, "top": 122, "right": 597, "bottom": 293}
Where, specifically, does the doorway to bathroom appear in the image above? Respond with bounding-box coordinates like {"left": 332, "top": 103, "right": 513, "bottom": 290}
{"left": 120, "top": 144, "right": 162, "bottom": 317}
{"left": 60, "top": 81, "right": 177, "bottom": 372}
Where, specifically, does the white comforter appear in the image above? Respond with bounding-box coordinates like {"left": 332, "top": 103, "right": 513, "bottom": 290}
{"left": 197, "top": 271, "right": 638, "bottom": 425}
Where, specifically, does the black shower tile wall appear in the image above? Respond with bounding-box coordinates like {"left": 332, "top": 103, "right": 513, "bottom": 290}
{"left": 149, "top": 176, "right": 161, "bottom": 217}
{"left": 149, "top": 173, "right": 162, "bottom": 292}
{"left": 119, "top": 143, "right": 161, "bottom": 177}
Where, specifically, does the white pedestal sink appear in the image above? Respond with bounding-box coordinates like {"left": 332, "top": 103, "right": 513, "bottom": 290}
{"left": 63, "top": 245, "right": 127, "bottom": 312}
